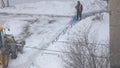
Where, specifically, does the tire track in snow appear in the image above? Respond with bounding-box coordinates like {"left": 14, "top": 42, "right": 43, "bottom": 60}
{"left": 10, "top": 17, "right": 72, "bottom": 68}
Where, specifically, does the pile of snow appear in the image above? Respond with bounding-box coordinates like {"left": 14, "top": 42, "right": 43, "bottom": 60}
{"left": 34, "top": 12, "right": 109, "bottom": 68}
{"left": 4, "top": 20, "right": 28, "bottom": 36}
{"left": 65, "top": 13, "right": 109, "bottom": 43}
{"left": 58, "top": 13, "right": 109, "bottom": 55}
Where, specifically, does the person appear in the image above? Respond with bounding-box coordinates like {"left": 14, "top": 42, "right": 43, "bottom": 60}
{"left": 75, "top": 1, "right": 83, "bottom": 20}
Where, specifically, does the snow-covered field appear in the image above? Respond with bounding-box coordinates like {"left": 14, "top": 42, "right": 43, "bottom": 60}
{"left": 0, "top": 0, "right": 109, "bottom": 68}
{"left": 0, "top": 0, "right": 107, "bottom": 16}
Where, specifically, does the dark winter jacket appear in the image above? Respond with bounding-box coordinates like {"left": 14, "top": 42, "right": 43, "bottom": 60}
{"left": 75, "top": 3, "right": 83, "bottom": 12}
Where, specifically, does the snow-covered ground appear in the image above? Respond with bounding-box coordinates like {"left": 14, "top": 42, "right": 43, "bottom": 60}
{"left": 0, "top": 0, "right": 107, "bottom": 16}
{"left": 30, "top": 12, "right": 109, "bottom": 68}
{"left": 0, "top": 0, "right": 109, "bottom": 68}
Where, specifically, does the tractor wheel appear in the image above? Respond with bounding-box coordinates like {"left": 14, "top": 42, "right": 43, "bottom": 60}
{"left": 11, "top": 43, "right": 18, "bottom": 59}
{"left": 11, "top": 48, "right": 18, "bottom": 59}
{"left": 11, "top": 53, "right": 17, "bottom": 59}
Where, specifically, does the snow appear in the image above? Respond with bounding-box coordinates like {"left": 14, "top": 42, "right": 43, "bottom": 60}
{"left": 58, "top": 12, "right": 109, "bottom": 56}
{"left": 42, "top": 13, "right": 109, "bottom": 68}
{"left": 0, "top": 0, "right": 109, "bottom": 68}
{"left": 6, "top": 16, "right": 71, "bottom": 68}
{"left": 5, "top": 20, "right": 28, "bottom": 36}
{"left": 9, "top": 13, "right": 108, "bottom": 68}
{"left": 0, "top": 0, "right": 107, "bottom": 16}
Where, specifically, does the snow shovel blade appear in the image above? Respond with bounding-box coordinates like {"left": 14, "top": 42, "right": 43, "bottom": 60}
{"left": 73, "top": 16, "right": 78, "bottom": 23}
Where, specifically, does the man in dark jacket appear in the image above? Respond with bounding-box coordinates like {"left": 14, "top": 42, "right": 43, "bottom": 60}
{"left": 75, "top": 1, "right": 83, "bottom": 20}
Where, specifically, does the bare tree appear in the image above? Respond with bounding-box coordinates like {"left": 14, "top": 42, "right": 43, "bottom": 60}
{"left": 0, "top": 0, "right": 9, "bottom": 8}
{"left": 6, "top": 0, "right": 9, "bottom": 7}
{"left": 1, "top": 0, "right": 5, "bottom": 8}
{"left": 62, "top": 24, "right": 110, "bottom": 68}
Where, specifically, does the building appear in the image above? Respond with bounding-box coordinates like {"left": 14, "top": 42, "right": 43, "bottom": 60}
{"left": 109, "top": 0, "right": 120, "bottom": 68}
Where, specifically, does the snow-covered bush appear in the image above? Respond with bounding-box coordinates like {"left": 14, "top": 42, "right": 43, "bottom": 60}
{"left": 92, "top": 13, "right": 103, "bottom": 21}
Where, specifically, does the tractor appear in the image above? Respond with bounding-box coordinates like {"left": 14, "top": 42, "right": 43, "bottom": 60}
{"left": 0, "top": 26, "right": 25, "bottom": 68}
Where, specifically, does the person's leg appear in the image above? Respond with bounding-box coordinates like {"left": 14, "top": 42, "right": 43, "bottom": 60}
{"left": 77, "top": 11, "right": 81, "bottom": 20}
{"left": 80, "top": 11, "right": 82, "bottom": 20}
{"left": 77, "top": 10, "right": 79, "bottom": 20}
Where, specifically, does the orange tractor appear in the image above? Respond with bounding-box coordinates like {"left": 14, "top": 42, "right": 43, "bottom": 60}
{"left": 0, "top": 26, "right": 25, "bottom": 68}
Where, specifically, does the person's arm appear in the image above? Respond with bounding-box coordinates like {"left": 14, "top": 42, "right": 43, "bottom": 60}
{"left": 75, "top": 5, "right": 77, "bottom": 9}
